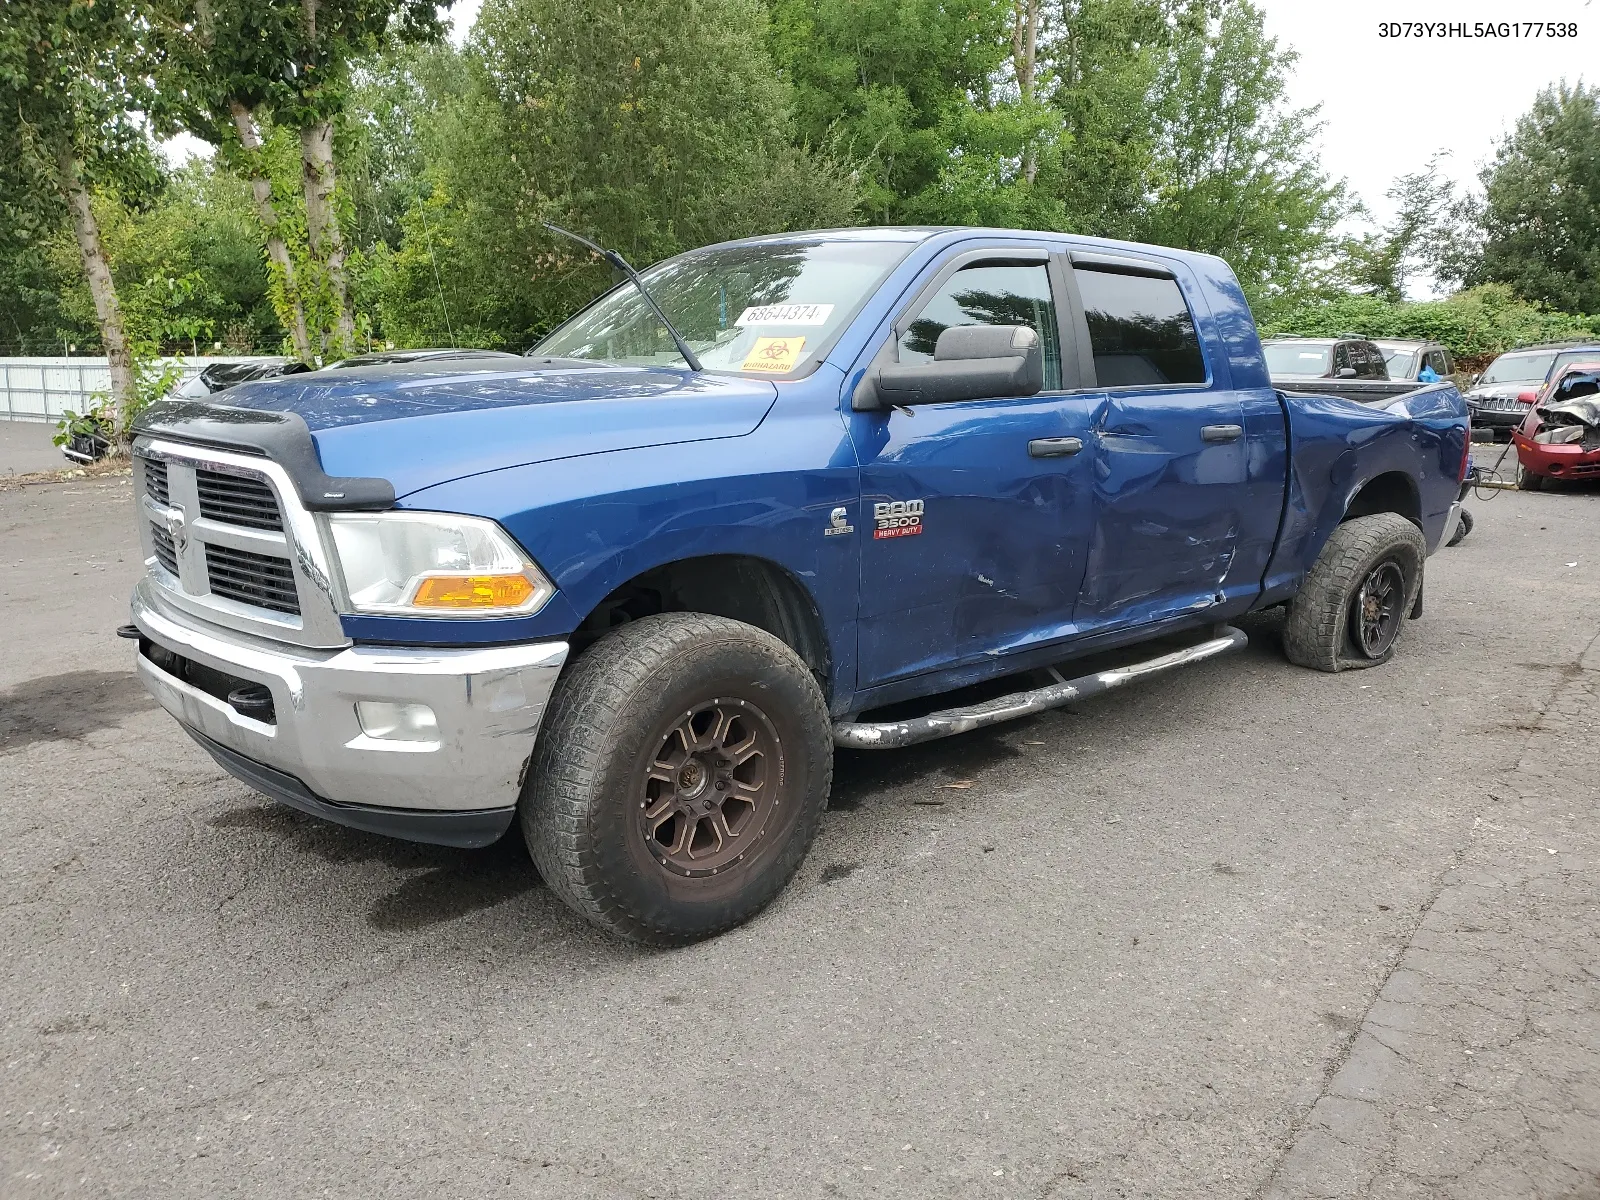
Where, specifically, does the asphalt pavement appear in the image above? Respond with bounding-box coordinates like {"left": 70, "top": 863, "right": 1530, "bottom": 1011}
{"left": 2, "top": 451, "right": 1596, "bottom": 1199}
{"left": 0, "top": 420, "right": 67, "bottom": 477}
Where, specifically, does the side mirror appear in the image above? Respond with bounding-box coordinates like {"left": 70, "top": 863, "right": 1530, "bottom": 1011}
{"left": 1336, "top": 366, "right": 1358, "bottom": 378}
{"left": 862, "top": 325, "right": 1044, "bottom": 409}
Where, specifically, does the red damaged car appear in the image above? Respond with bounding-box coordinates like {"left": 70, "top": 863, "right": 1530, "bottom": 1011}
{"left": 1513, "top": 361, "right": 1600, "bottom": 490}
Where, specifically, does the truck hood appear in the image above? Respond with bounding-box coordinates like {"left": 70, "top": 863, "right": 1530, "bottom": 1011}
{"left": 194, "top": 358, "right": 779, "bottom": 498}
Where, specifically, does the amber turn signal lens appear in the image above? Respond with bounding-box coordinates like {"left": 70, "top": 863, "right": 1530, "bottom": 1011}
{"left": 410, "top": 574, "right": 536, "bottom": 609}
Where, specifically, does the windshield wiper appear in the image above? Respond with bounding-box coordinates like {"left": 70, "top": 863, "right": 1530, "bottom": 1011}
{"left": 541, "top": 222, "right": 703, "bottom": 372}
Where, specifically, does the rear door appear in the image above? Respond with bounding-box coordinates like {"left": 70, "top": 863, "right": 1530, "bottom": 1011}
{"left": 1064, "top": 254, "right": 1258, "bottom": 631}
{"left": 849, "top": 245, "right": 1098, "bottom": 688}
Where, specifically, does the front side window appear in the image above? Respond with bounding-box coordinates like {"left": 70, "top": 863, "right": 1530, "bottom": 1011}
{"left": 1333, "top": 343, "right": 1352, "bottom": 375}
{"left": 899, "top": 262, "right": 1063, "bottom": 391}
{"left": 1074, "top": 268, "right": 1205, "bottom": 387}
{"left": 536, "top": 239, "right": 914, "bottom": 377}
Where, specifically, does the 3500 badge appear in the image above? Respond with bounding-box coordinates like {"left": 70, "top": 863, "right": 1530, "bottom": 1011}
{"left": 873, "top": 499, "right": 924, "bottom": 539}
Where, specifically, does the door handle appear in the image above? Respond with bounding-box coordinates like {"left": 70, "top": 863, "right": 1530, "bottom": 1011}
{"left": 1200, "top": 424, "right": 1243, "bottom": 443}
{"left": 1028, "top": 437, "right": 1084, "bottom": 458}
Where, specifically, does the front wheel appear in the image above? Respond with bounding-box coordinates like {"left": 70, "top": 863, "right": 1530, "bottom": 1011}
{"left": 1283, "top": 512, "right": 1426, "bottom": 673}
{"left": 521, "top": 613, "right": 833, "bottom": 945}
{"left": 1516, "top": 462, "right": 1545, "bottom": 491}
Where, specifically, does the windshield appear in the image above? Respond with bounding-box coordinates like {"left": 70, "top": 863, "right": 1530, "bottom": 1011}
{"left": 536, "top": 240, "right": 913, "bottom": 376}
{"left": 1480, "top": 350, "right": 1559, "bottom": 385}
{"left": 1263, "top": 343, "right": 1331, "bottom": 376}
{"left": 1380, "top": 347, "right": 1416, "bottom": 376}
{"left": 1548, "top": 349, "right": 1600, "bottom": 382}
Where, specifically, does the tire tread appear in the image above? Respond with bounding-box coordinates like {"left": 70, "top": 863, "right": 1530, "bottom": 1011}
{"left": 1282, "top": 512, "right": 1425, "bottom": 673}
{"left": 522, "top": 613, "right": 832, "bottom": 945}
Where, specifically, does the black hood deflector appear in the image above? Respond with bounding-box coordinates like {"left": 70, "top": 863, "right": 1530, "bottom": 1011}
{"left": 132, "top": 400, "right": 396, "bottom": 511}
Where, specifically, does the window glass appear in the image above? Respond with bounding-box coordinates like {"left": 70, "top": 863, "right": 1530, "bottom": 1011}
{"left": 1359, "top": 343, "right": 1387, "bottom": 378}
{"left": 1333, "top": 343, "right": 1352, "bottom": 374}
{"left": 900, "top": 263, "right": 1062, "bottom": 391}
{"left": 1424, "top": 350, "right": 1448, "bottom": 375}
{"left": 1380, "top": 347, "right": 1416, "bottom": 377}
{"left": 1074, "top": 269, "right": 1205, "bottom": 386}
{"left": 537, "top": 239, "right": 913, "bottom": 376}
{"left": 1479, "top": 351, "right": 1557, "bottom": 385}
{"left": 1263, "top": 343, "right": 1331, "bottom": 376}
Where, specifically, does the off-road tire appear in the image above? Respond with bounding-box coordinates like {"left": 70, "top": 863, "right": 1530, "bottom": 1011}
{"left": 1516, "top": 462, "right": 1544, "bottom": 491}
{"left": 1283, "top": 513, "right": 1426, "bottom": 673}
{"left": 521, "top": 613, "right": 833, "bottom": 945}
{"left": 1446, "top": 507, "right": 1473, "bottom": 547}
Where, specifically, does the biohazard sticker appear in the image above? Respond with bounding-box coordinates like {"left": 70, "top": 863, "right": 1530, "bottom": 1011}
{"left": 873, "top": 499, "right": 924, "bottom": 539}
{"left": 736, "top": 303, "right": 834, "bottom": 327}
{"left": 742, "top": 336, "right": 805, "bottom": 373}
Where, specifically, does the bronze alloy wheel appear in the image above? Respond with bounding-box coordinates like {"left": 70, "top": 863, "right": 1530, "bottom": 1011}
{"left": 637, "top": 698, "right": 783, "bottom": 879}
{"left": 1350, "top": 559, "right": 1405, "bottom": 659}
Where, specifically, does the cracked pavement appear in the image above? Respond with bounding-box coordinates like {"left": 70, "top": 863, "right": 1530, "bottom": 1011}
{"left": 2, "top": 451, "right": 1597, "bottom": 1198}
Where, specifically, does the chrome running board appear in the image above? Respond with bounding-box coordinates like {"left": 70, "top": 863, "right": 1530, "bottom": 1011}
{"left": 832, "top": 625, "right": 1248, "bottom": 750}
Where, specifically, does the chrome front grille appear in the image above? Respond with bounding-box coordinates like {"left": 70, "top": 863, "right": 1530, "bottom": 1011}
{"left": 196, "top": 468, "right": 283, "bottom": 531}
{"left": 150, "top": 523, "right": 179, "bottom": 574}
{"left": 1473, "top": 395, "right": 1524, "bottom": 412}
{"left": 133, "top": 441, "right": 348, "bottom": 648}
{"left": 144, "top": 458, "right": 171, "bottom": 506}
{"left": 204, "top": 543, "right": 300, "bottom": 614}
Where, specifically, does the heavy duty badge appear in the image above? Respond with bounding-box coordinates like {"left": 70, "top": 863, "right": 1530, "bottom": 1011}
{"left": 873, "top": 499, "right": 924, "bottom": 539}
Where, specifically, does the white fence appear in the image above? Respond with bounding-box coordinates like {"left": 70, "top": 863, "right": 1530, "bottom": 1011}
{"left": 0, "top": 356, "right": 279, "bottom": 423}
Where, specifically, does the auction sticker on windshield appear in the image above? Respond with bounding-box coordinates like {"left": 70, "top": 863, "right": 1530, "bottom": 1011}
{"left": 742, "top": 337, "right": 806, "bottom": 373}
{"left": 736, "top": 304, "right": 834, "bottom": 327}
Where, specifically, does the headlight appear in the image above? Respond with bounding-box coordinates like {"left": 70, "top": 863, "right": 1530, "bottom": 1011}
{"left": 326, "top": 512, "right": 556, "bottom": 617}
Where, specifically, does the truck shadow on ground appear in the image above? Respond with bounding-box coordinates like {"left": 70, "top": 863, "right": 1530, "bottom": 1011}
{"left": 202, "top": 618, "right": 1291, "bottom": 938}
{"left": 209, "top": 800, "right": 541, "bottom": 932}
{"left": 0, "top": 669, "right": 153, "bottom": 754}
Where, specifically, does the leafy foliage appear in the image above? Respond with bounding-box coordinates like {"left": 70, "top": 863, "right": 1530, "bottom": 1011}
{"left": 370, "top": 0, "right": 861, "bottom": 349}
{"left": 1261, "top": 284, "right": 1600, "bottom": 361}
{"left": 1454, "top": 83, "right": 1600, "bottom": 314}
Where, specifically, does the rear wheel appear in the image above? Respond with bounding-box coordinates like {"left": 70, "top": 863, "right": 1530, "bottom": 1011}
{"left": 1516, "top": 462, "right": 1545, "bottom": 491}
{"left": 521, "top": 613, "right": 833, "bottom": 945}
{"left": 1283, "top": 513, "right": 1425, "bottom": 673}
{"left": 1446, "top": 507, "right": 1473, "bottom": 547}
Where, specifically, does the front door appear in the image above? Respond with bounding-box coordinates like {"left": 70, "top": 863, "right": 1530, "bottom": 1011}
{"left": 850, "top": 249, "right": 1097, "bottom": 688}
{"left": 1066, "top": 257, "right": 1254, "bottom": 630}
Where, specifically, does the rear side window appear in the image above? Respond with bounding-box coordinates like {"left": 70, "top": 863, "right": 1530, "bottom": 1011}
{"left": 1073, "top": 268, "right": 1205, "bottom": 387}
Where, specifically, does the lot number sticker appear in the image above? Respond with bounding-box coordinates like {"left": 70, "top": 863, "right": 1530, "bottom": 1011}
{"left": 736, "top": 303, "right": 834, "bottom": 327}
{"left": 742, "top": 336, "right": 806, "bottom": 373}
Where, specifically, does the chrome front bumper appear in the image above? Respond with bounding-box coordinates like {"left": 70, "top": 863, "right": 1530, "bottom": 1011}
{"left": 131, "top": 578, "right": 568, "bottom": 842}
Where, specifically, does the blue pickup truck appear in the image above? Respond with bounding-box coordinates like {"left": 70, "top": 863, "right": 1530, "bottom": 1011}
{"left": 127, "top": 226, "right": 1469, "bottom": 943}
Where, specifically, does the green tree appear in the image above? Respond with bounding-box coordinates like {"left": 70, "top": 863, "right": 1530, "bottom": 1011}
{"left": 149, "top": 0, "right": 446, "bottom": 360}
{"left": 0, "top": 0, "right": 159, "bottom": 414}
{"left": 1458, "top": 82, "right": 1600, "bottom": 313}
{"left": 1343, "top": 155, "right": 1456, "bottom": 301}
{"left": 147, "top": 0, "right": 315, "bottom": 359}
{"left": 374, "top": 0, "right": 860, "bottom": 349}
{"left": 51, "top": 160, "right": 285, "bottom": 354}
{"left": 1132, "top": 1, "right": 1346, "bottom": 317}
{"left": 770, "top": 0, "right": 1013, "bottom": 222}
